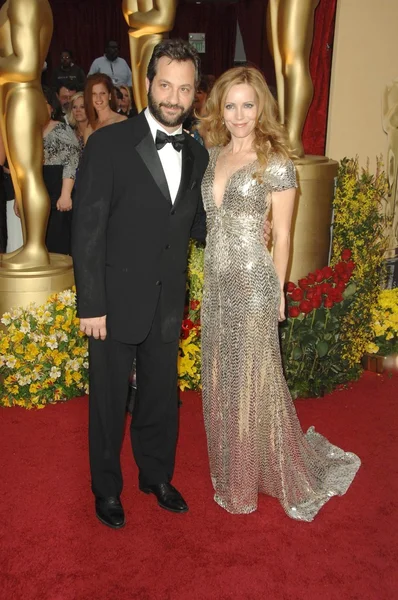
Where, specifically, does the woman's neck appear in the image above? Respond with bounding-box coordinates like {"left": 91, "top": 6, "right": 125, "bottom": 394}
{"left": 96, "top": 107, "right": 114, "bottom": 123}
{"left": 77, "top": 120, "right": 88, "bottom": 135}
{"left": 228, "top": 134, "right": 255, "bottom": 155}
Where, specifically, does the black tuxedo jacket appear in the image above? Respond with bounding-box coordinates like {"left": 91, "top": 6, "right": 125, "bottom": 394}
{"left": 72, "top": 112, "right": 209, "bottom": 344}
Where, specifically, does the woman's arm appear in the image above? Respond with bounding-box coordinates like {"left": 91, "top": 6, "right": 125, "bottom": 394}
{"left": 272, "top": 187, "right": 296, "bottom": 321}
{"left": 272, "top": 187, "right": 296, "bottom": 290}
{"left": 56, "top": 178, "right": 74, "bottom": 212}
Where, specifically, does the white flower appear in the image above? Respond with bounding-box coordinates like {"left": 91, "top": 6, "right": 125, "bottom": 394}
{"left": 19, "top": 320, "right": 31, "bottom": 334}
{"left": 17, "top": 375, "right": 32, "bottom": 386}
{"left": 66, "top": 358, "right": 80, "bottom": 371}
{"left": 1, "top": 312, "right": 12, "bottom": 326}
{"left": 58, "top": 289, "right": 76, "bottom": 307}
{"left": 6, "top": 356, "right": 17, "bottom": 368}
{"left": 56, "top": 331, "right": 68, "bottom": 343}
{"left": 38, "top": 310, "right": 53, "bottom": 325}
{"left": 46, "top": 336, "right": 58, "bottom": 350}
{"left": 83, "top": 361, "right": 89, "bottom": 369}
{"left": 10, "top": 308, "right": 23, "bottom": 319}
{"left": 49, "top": 366, "right": 61, "bottom": 379}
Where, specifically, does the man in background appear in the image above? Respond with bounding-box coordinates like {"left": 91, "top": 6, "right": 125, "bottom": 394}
{"left": 56, "top": 82, "right": 77, "bottom": 120}
{"left": 88, "top": 40, "right": 132, "bottom": 87}
{"left": 52, "top": 50, "right": 85, "bottom": 91}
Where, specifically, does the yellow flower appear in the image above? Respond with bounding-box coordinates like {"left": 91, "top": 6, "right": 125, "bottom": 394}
{"left": 366, "top": 342, "right": 379, "bottom": 354}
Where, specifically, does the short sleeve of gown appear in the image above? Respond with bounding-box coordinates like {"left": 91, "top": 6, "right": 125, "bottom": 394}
{"left": 267, "top": 157, "right": 298, "bottom": 192}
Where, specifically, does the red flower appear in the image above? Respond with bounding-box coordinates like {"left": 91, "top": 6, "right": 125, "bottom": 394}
{"left": 299, "top": 300, "right": 313, "bottom": 314}
{"left": 346, "top": 260, "right": 356, "bottom": 273}
{"left": 307, "top": 273, "right": 316, "bottom": 284}
{"left": 286, "top": 281, "right": 296, "bottom": 293}
{"left": 190, "top": 300, "right": 200, "bottom": 310}
{"left": 340, "top": 273, "right": 350, "bottom": 283}
{"left": 181, "top": 329, "right": 189, "bottom": 339}
{"left": 306, "top": 289, "right": 315, "bottom": 300}
{"left": 288, "top": 306, "right": 300, "bottom": 318}
{"left": 335, "top": 281, "right": 346, "bottom": 292}
{"left": 314, "top": 285, "right": 323, "bottom": 297}
{"left": 182, "top": 319, "right": 194, "bottom": 331}
{"left": 335, "top": 262, "right": 347, "bottom": 275}
{"left": 341, "top": 249, "right": 352, "bottom": 261}
{"left": 315, "top": 269, "right": 324, "bottom": 283}
{"left": 322, "top": 266, "right": 333, "bottom": 279}
{"left": 324, "top": 297, "right": 334, "bottom": 309}
{"left": 291, "top": 288, "right": 304, "bottom": 301}
{"left": 298, "top": 278, "right": 310, "bottom": 290}
{"left": 310, "top": 296, "right": 322, "bottom": 309}
{"left": 320, "top": 282, "right": 332, "bottom": 295}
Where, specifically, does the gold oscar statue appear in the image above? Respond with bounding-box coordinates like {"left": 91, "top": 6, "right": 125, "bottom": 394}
{"left": 382, "top": 79, "right": 398, "bottom": 260}
{"left": 122, "top": 0, "right": 178, "bottom": 112}
{"left": 0, "top": 0, "right": 74, "bottom": 318}
{"left": 266, "top": 0, "right": 338, "bottom": 282}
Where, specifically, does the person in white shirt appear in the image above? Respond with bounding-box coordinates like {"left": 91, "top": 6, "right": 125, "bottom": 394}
{"left": 88, "top": 40, "right": 132, "bottom": 87}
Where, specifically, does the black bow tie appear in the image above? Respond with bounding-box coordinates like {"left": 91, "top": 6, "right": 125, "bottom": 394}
{"left": 155, "top": 130, "right": 185, "bottom": 152}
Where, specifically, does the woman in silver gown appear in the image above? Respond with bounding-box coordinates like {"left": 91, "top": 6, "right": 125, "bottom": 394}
{"left": 200, "top": 67, "right": 360, "bottom": 521}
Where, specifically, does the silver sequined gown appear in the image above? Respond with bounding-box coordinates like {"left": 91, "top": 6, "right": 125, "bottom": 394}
{"left": 201, "top": 147, "right": 361, "bottom": 521}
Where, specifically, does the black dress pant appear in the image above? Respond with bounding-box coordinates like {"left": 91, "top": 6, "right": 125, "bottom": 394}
{"left": 88, "top": 296, "right": 180, "bottom": 499}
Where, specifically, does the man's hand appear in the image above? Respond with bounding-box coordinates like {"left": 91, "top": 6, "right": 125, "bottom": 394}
{"left": 264, "top": 218, "right": 272, "bottom": 245}
{"left": 80, "top": 316, "right": 107, "bottom": 340}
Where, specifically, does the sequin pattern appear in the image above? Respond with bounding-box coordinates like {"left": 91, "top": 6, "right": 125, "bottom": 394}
{"left": 43, "top": 123, "right": 80, "bottom": 180}
{"left": 201, "top": 147, "right": 361, "bottom": 520}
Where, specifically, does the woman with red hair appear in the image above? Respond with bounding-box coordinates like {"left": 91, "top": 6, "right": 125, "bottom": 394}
{"left": 83, "top": 73, "right": 126, "bottom": 143}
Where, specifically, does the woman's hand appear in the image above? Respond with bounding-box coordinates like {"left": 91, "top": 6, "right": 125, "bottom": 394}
{"left": 56, "top": 195, "right": 72, "bottom": 212}
{"left": 278, "top": 294, "right": 286, "bottom": 322}
{"left": 13, "top": 199, "right": 20, "bottom": 218}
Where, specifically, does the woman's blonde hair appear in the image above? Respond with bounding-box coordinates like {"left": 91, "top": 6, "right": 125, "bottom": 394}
{"left": 200, "top": 67, "right": 292, "bottom": 178}
{"left": 67, "top": 92, "right": 86, "bottom": 128}
{"left": 118, "top": 85, "right": 132, "bottom": 113}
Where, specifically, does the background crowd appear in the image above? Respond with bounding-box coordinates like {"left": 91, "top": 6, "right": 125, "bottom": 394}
{"left": 0, "top": 39, "right": 215, "bottom": 256}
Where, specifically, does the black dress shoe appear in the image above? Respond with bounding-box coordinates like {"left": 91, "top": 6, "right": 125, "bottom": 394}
{"left": 139, "top": 482, "right": 189, "bottom": 513}
{"left": 95, "top": 496, "right": 125, "bottom": 529}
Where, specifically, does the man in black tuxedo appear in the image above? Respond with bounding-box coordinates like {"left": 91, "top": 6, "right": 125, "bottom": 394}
{"left": 72, "top": 39, "right": 208, "bottom": 529}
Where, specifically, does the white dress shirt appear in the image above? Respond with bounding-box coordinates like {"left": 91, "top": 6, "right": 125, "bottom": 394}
{"left": 145, "top": 108, "right": 182, "bottom": 203}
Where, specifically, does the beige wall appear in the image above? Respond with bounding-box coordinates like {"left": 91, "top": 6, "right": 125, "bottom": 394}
{"left": 326, "top": 0, "right": 398, "bottom": 168}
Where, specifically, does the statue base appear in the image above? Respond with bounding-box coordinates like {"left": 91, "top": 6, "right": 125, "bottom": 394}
{"left": 0, "top": 254, "right": 74, "bottom": 319}
{"left": 286, "top": 155, "right": 338, "bottom": 282}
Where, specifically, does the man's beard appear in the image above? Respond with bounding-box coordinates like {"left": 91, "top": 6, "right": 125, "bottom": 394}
{"left": 148, "top": 85, "right": 193, "bottom": 129}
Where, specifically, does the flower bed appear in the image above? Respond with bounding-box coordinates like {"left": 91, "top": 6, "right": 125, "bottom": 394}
{"left": 0, "top": 289, "right": 88, "bottom": 408}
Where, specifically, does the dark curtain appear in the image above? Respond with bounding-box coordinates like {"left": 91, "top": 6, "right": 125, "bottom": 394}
{"left": 302, "top": 0, "right": 338, "bottom": 156}
{"left": 237, "top": 0, "right": 276, "bottom": 88}
{"left": 171, "top": 3, "right": 238, "bottom": 78}
{"left": 46, "top": 0, "right": 130, "bottom": 79}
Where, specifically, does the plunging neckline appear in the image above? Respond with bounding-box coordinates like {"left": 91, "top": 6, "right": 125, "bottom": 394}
{"left": 211, "top": 146, "right": 257, "bottom": 210}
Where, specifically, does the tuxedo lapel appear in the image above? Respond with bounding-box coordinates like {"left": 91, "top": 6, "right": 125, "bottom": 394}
{"left": 173, "top": 141, "right": 194, "bottom": 210}
{"left": 135, "top": 130, "right": 172, "bottom": 204}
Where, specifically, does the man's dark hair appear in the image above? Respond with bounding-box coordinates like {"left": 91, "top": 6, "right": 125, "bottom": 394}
{"left": 147, "top": 38, "right": 201, "bottom": 86}
{"left": 56, "top": 81, "right": 78, "bottom": 94}
{"left": 61, "top": 49, "right": 73, "bottom": 59}
{"left": 106, "top": 40, "right": 118, "bottom": 48}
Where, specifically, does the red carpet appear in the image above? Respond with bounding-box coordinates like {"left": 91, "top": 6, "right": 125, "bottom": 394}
{"left": 0, "top": 372, "right": 397, "bottom": 600}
